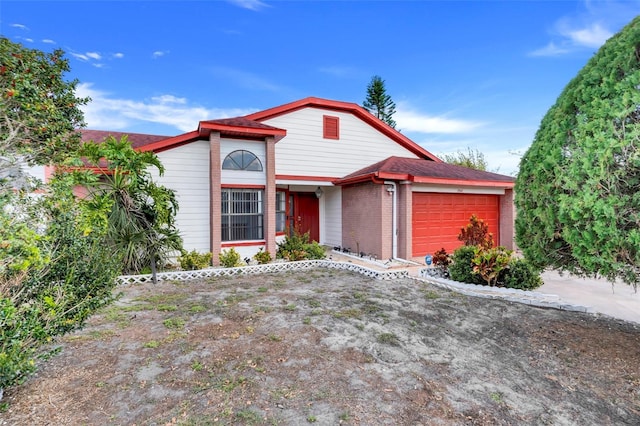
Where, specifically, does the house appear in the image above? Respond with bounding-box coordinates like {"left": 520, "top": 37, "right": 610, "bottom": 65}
{"left": 80, "top": 97, "right": 515, "bottom": 264}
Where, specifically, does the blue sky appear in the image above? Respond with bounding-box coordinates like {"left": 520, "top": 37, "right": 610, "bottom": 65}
{"left": 2, "top": 1, "right": 639, "bottom": 174}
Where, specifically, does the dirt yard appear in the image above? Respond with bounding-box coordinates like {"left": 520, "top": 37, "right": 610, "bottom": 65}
{"left": 1, "top": 268, "right": 639, "bottom": 425}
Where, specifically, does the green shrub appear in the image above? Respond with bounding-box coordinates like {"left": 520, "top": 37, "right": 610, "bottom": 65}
{"left": 253, "top": 248, "right": 272, "bottom": 265}
{"left": 503, "top": 258, "right": 543, "bottom": 290}
{"left": 449, "top": 246, "right": 483, "bottom": 284}
{"left": 0, "top": 298, "right": 39, "bottom": 389}
{"left": 179, "top": 250, "right": 212, "bottom": 270}
{"left": 304, "top": 241, "right": 326, "bottom": 260}
{"left": 471, "top": 246, "right": 513, "bottom": 287}
{"left": 1, "top": 201, "right": 120, "bottom": 391}
{"left": 276, "top": 230, "right": 326, "bottom": 261}
{"left": 219, "top": 248, "right": 243, "bottom": 268}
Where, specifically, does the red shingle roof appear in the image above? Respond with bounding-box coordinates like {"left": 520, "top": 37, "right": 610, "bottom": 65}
{"left": 80, "top": 130, "right": 170, "bottom": 149}
{"left": 336, "top": 156, "right": 515, "bottom": 187}
{"left": 80, "top": 116, "right": 287, "bottom": 153}
{"left": 199, "top": 117, "right": 284, "bottom": 131}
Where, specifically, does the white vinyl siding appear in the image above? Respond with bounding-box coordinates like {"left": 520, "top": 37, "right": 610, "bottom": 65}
{"left": 221, "top": 139, "right": 266, "bottom": 185}
{"left": 151, "top": 140, "right": 211, "bottom": 253}
{"left": 322, "top": 186, "right": 342, "bottom": 247}
{"left": 262, "top": 107, "right": 420, "bottom": 178}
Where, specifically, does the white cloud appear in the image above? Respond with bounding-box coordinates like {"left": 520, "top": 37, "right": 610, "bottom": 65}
{"left": 152, "top": 50, "right": 168, "bottom": 58}
{"left": 529, "top": 21, "right": 611, "bottom": 57}
{"left": 11, "top": 23, "right": 28, "bottom": 30}
{"left": 529, "top": 42, "right": 571, "bottom": 57}
{"left": 112, "top": 52, "right": 124, "bottom": 59}
{"left": 77, "top": 83, "right": 256, "bottom": 133}
{"left": 563, "top": 23, "right": 612, "bottom": 48}
{"left": 42, "top": 39, "right": 56, "bottom": 44}
{"left": 528, "top": 1, "right": 629, "bottom": 58}
{"left": 151, "top": 94, "right": 187, "bottom": 105}
{"left": 86, "top": 52, "right": 102, "bottom": 60}
{"left": 227, "top": 0, "right": 269, "bottom": 11}
{"left": 70, "top": 52, "right": 90, "bottom": 61}
{"left": 395, "top": 108, "right": 484, "bottom": 134}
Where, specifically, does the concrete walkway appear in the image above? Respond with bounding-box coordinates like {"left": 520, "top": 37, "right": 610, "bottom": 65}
{"left": 539, "top": 271, "right": 640, "bottom": 325}
{"left": 328, "top": 251, "right": 640, "bottom": 325}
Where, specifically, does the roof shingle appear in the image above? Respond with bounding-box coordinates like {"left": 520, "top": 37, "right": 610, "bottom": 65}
{"left": 338, "top": 156, "right": 515, "bottom": 185}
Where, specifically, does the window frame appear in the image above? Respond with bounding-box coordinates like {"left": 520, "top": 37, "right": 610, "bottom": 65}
{"left": 275, "top": 190, "right": 287, "bottom": 234}
{"left": 222, "top": 150, "right": 263, "bottom": 171}
{"left": 221, "top": 188, "right": 264, "bottom": 242}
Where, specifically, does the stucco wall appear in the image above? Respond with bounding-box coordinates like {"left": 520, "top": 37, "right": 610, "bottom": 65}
{"left": 341, "top": 182, "right": 393, "bottom": 260}
{"left": 499, "top": 188, "right": 515, "bottom": 250}
{"left": 397, "top": 182, "right": 413, "bottom": 260}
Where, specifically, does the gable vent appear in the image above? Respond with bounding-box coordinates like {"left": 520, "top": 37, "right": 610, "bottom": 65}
{"left": 323, "top": 115, "right": 339, "bottom": 140}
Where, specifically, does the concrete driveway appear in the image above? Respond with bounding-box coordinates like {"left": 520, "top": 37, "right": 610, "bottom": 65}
{"left": 539, "top": 270, "right": 640, "bottom": 325}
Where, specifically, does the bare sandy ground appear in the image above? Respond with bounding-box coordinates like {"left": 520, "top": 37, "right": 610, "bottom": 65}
{"left": 2, "top": 269, "right": 639, "bottom": 425}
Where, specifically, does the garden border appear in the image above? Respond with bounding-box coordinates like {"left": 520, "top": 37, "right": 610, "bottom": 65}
{"left": 116, "top": 261, "right": 591, "bottom": 316}
{"left": 116, "top": 260, "right": 409, "bottom": 285}
{"left": 416, "top": 268, "right": 591, "bottom": 313}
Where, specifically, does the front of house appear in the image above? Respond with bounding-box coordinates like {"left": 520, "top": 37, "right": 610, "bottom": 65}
{"left": 81, "top": 97, "right": 515, "bottom": 263}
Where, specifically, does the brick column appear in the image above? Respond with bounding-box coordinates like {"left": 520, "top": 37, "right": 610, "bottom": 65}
{"left": 499, "top": 188, "right": 515, "bottom": 250}
{"left": 264, "top": 136, "right": 277, "bottom": 257}
{"left": 210, "top": 132, "right": 221, "bottom": 265}
{"left": 397, "top": 182, "right": 413, "bottom": 260}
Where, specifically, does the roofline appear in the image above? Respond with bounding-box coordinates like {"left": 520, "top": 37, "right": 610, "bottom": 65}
{"left": 198, "top": 121, "right": 286, "bottom": 139}
{"left": 136, "top": 120, "right": 287, "bottom": 153}
{"left": 334, "top": 171, "right": 515, "bottom": 188}
{"left": 138, "top": 130, "right": 201, "bottom": 153}
{"left": 246, "top": 97, "right": 442, "bottom": 162}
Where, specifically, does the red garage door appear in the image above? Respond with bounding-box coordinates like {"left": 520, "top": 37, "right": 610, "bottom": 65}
{"left": 412, "top": 193, "right": 499, "bottom": 257}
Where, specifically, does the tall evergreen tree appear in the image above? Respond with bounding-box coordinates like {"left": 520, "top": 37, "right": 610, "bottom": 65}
{"left": 515, "top": 16, "right": 640, "bottom": 287}
{"left": 363, "top": 75, "right": 397, "bottom": 128}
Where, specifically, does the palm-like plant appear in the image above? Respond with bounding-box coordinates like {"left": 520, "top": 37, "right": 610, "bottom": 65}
{"left": 74, "top": 135, "right": 182, "bottom": 282}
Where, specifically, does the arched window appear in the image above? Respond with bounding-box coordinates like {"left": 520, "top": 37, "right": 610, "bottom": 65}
{"left": 222, "top": 150, "right": 263, "bottom": 171}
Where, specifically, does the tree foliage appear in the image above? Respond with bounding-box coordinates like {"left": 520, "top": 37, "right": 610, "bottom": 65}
{"left": 0, "top": 37, "right": 87, "bottom": 185}
{"left": 73, "top": 135, "right": 183, "bottom": 279}
{"left": 515, "top": 16, "right": 640, "bottom": 286}
{"left": 442, "top": 147, "right": 489, "bottom": 171}
{"left": 363, "top": 75, "right": 397, "bottom": 128}
{"left": 1, "top": 178, "right": 120, "bottom": 391}
{"left": 0, "top": 42, "right": 180, "bottom": 393}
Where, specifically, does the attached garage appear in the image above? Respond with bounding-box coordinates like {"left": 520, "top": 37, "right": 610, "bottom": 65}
{"left": 412, "top": 192, "right": 500, "bottom": 257}
{"left": 335, "top": 156, "right": 515, "bottom": 262}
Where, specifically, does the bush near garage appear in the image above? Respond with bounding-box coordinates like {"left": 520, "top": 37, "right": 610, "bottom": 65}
{"left": 447, "top": 215, "right": 543, "bottom": 290}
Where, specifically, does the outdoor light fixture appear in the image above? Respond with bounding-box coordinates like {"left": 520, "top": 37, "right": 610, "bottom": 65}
{"left": 315, "top": 186, "right": 324, "bottom": 198}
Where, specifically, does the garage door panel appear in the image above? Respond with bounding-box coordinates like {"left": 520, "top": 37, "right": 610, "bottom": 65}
{"left": 412, "top": 193, "right": 499, "bottom": 257}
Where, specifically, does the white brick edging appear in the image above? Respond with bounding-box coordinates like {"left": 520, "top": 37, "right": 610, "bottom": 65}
{"left": 116, "top": 260, "right": 409, "bottom": 285}
{"left": 416, "top": 268, "right": 592, "bottom": 313}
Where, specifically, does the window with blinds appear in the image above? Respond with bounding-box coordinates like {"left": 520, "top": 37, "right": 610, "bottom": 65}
{"left": 221, "top": 188, "right": 264, "bottom": 241}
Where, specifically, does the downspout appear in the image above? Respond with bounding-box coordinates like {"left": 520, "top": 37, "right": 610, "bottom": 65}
{"left": 384, "top": 181, "right": 397, "bottom": 259}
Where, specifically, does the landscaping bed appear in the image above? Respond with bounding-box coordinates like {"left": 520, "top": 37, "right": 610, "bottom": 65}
{"left": 1, "top": 269, "right": 639, "bottom": 425}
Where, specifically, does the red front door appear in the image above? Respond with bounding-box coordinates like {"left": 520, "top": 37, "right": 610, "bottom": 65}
{"left": 290, "top": 193, "right": 320, "bottom": 242}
